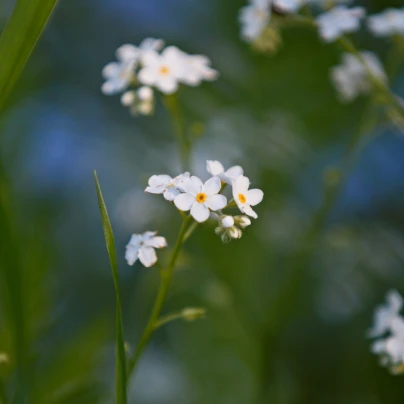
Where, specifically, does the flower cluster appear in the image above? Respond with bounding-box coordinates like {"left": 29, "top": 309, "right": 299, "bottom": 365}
{"left": 102, "top": 38, "right": 218, "bottom": 115}
{"left": 369, "top": 290, "right": 404, "bottom": 375}
{"left": 330, "top": 51, "right": 387, "bottom": 102}
{"left": 146, "top": 160, "right": 263, "bottom": 239}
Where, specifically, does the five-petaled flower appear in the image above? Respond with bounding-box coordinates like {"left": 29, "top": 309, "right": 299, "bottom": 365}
{"left": 145, "top": 172, "right": 190, "bottom": 201}
{"left": 174, "top": 176, "right": 227, "bottom": 222}
{"left": 239, "top": 0, "right": 272, "bottom": 42}
{"left": 206, "top": 160, "right": 244, "bottom": 185}
{"left": 367, "top": 8, "right": 404, "bottom": 38}
{"left": 232, "top": 175, "right": 264, "bottom": 219}
{"left": 125, "top": 231, "right": 167, "bottom": 267}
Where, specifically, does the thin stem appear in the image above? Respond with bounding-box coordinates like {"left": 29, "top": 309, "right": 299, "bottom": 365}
{"left": 163, "top": 95, "right": 191, "bottom": 171}
{"left": 127, "top": 215, "right": 194, "bottom": 380}
{"left": 154, "top": 311, "right": 184, "bottom": 330}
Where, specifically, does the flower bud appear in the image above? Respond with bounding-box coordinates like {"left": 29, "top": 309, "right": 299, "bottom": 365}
{"left": 215, "top": 226, "right": 225, "bottom": 236}
{"left": 121, "top": 91, "right": 136, "bottom": 106}
{"left": 181, "top": 307, "right": 206, "bottom": 321}
{"left": 221, "top": 215, "right": 234, "bottom": 229}
{"left": 228, "top": 226, "right": 242, "bottom": 239}
{"left": 234, "top": 215, "right": 251, "bottom": 228}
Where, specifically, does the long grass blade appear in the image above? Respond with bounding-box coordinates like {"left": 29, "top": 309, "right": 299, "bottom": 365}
{"left": 0, "top": 0, "right": 58, "bottom": 112}
{"left": 93, "top": 171, "right": 127, "bottom": 404}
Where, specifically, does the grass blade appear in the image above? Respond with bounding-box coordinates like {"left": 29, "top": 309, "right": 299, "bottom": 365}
{"left": 0, "top": 0, "right": 58, "bottom": 112}
{"left": 93, "top": 171, "right": 127, "bottom": 404}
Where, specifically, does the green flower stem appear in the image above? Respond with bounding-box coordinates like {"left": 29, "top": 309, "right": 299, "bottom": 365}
{"left": 163, "top": 95, "right": 191, "bottom": 171}
{"left": 153, "top": 311, "right": 185, "bottom": 330}
{"left": 127, "top": 215, "right": 194, "bottom": 380}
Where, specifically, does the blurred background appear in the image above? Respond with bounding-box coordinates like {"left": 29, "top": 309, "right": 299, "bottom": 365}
{"left": 1, "top": 0, "right": 404, "bottom": 402}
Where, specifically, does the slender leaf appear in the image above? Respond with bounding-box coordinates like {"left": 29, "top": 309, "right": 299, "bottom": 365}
{"left": 0, "top": 0, "right": 58, "bottom": 112}
{"left": 94, "top": 171, "right": 127, "bottom": 404}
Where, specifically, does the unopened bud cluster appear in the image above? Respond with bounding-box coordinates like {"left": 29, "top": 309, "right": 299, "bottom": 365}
{"left": 215, "top": 214, "right": 251, "bottom": 243}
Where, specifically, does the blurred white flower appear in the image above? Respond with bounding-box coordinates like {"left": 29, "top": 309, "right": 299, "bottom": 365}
{"left": 232, "top": 175, "right": 263, "bottom": 219}
{"left": 138, "top": 37, "right": 165, "bottom": 52}
{"left": 125, "top": 231, "right": 167, "bottom": 267}
{"left": 145, "top": 172, "right": 190, "bottom": 201}
{"left": 371, "top": 316, "right": 404, "bottom": 374}
{"left": 101, "top": 44, "right": 138, "bottom": 95}
{"left": 206, "top": 160, "right": 243, "bottom": 185}
{"left": 316, "top": 6, "right": 365, "bottom": 42}
{"left": 368, "top": 290, "right": 403, "bottom": 338}
{"left": 330, "top": 51, "right": 387, "bottom": 102}
{"left": 367, "top": 8, "right": 404, "bottom": 38}
{"left": 274, "top": 0, "right": 307, "bottom": 13}
{"left": 174, "top": 176, "right": 227, "bottom": 223}
{"left": 138, "top": 46, "right": 187, "bottom": 94}
{"left": 239, "top": 0, "right": 272, "bottom": 42}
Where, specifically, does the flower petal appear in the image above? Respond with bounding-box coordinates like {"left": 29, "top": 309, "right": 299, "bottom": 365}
{"left": 146, "top": 236, "right": 167, "bottom": 249}
{"left": 246, "top": 189, "right": 264, "bottom": 206}
{"left": 163, "top": 187, "right": 180, "bottom": 201}
{"left": 183, "top": 176, "right": 203, "bottom": 195}
{"left": 102, "top": 62, "right": 121, "bottom": 79}
{"left": 203, "top": 176, "right": 221, "bottom": 196}
{"left": 190, "top": 203, "right": 210, "bottom": 223}
{"left": 138, "top": 67, "right": 157, "bottom": 86}
{"left": 138, "top": 246, "right": 157, "bottom": 267}
{"left": 125, "top": 245, "right": 139, "bottom": 266}
{"left": 148, "top": 174, "right": 172, "bottom": 187}
{"left": 174, "top": 194, "right": 195, "bottom": 211}
{"left": 241, "top": 204, "right": 258, "bottom": 219}
{"left": 156, "top": 77, "right": 178, "bottom": 94}
{"left": 206, "top": 160, "right": 224, "bottom": 176}
{"left": 225, "top": 165, "right": 243, "bottom": 180}
{"left": 205, "top": 194, "right": 227, "bottom": 211}
{"left": 232, "top": 175, "right": 250, "bottom": 195}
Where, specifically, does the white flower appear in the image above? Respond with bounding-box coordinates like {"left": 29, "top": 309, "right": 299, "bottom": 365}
{"left": 232, "top": 175, "right": 264, "bottom": 219}
{"left": 369, "top": 290, "right": 403, "bottom": 338}
{"left": 371, "top": 316, "right": 404, "bottom": 371}
{"left": 368, "top": 8, "right": 404, "bottom": 38}
{"left": 330, "top": 51, "right": 387, "bottom": 102}
{"left": 138, "top": 46, "right": 186, "bottom": 94}
{"left": 181, "top": 54, "right": 219, "bottom": 86}
{"left": 101, "top": 44, "right": 138, "bottom": 95}
{"left": 125, "top": 231, "right": 167, "bottom": 267}
{"left": 138, "top": 37, "right": 165, "bottom": 52}
{"left": 145, "top": 172, "right": 190, "bottom": 201}
{"left": 239, "top": 0, "right": 272, "bottom": 42}
{"left": 174, "top": 176, "right": 227, "bottom": 223}
{"left": 206, "top": 160, "right": 244, "bottom": 185}
{"left": 316, "top": 6, "right": 365, "bottom": 42}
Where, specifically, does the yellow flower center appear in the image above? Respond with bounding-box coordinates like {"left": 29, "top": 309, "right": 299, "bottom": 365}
{"left": 196, "top": 193, "right": 207, "bottom": 203}
{"left": 238, "top": 193, "right": 246, "bottom": 204}
{"left": 159, "top": 65, "right": 170, "bottom": 75}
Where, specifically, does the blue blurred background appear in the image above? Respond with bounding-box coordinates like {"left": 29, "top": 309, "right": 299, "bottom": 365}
{"left": 1, "top": 0, "right": 404, "bottom": 402}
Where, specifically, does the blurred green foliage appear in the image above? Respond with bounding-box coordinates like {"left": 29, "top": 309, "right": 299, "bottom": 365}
{"left": 1, "top": 0, "right": 404, "bottom": 403}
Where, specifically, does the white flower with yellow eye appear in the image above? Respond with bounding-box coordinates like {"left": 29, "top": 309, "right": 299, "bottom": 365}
{"left": 232, "top": 175, "right": 264, "bottom": 219}
{"left": 206, "top": 160, "right": 244, "bottom": 185}
{"left": 174, "top": 176, "right": 227, "bottom": 223}
{"left": 125, "top": 231, "right": 167, "bottom": 267}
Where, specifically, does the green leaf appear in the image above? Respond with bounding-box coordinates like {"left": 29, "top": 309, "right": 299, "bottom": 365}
{"left": 93, "top": 171, "right": 127, "bottom": 404}
{"left": 0, "top": 0, "right": 58, "bottom": 112}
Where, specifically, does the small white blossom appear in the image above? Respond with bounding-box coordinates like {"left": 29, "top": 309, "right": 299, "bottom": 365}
{"left": 138, "top": 46, "right": 187, "bottom": 94}
{"left": 138, "top": 38, "right": 165, "bottom": 53}
{"left": 316, "top": 6, "right": 365, "bottom": 42}
{"left": 145, "top": 172, "right": 190, "bottom": 201}
{"left": 232, "top": 175, "right": 264, "bottom": 219}
{"left": 121, "top": 86, "right": 155, "bottom": 115}
{"left": 101, "top": 44, "right": 138, "bottom": 95}
{"left": 367, "top": 8, "right": 404, "bottom": 38}
{"left": 369, "top": 290, "right": 403, "bottom": 338}
{"left": 206, "top": 160, "right": 244, "bottom": 185}
{"left": 174, "top": 176, "right": 227, "bottom": 223}
{"left": 239, "top": 0, "right": 272, "bottom": 42}
{"left": 330, "top": 51, "right": 387, "bottom": 102}
{"left": 274, "top": 0, "right": 307, "bottom": 13}
{"left": 234, "top": 215, "right": 251, "bottom": 228}
{"left": 371, "top": 316, "right": 404, "bottom": 374}
{"left": 125, "top": 231, "right": 167, "bottom": 267}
